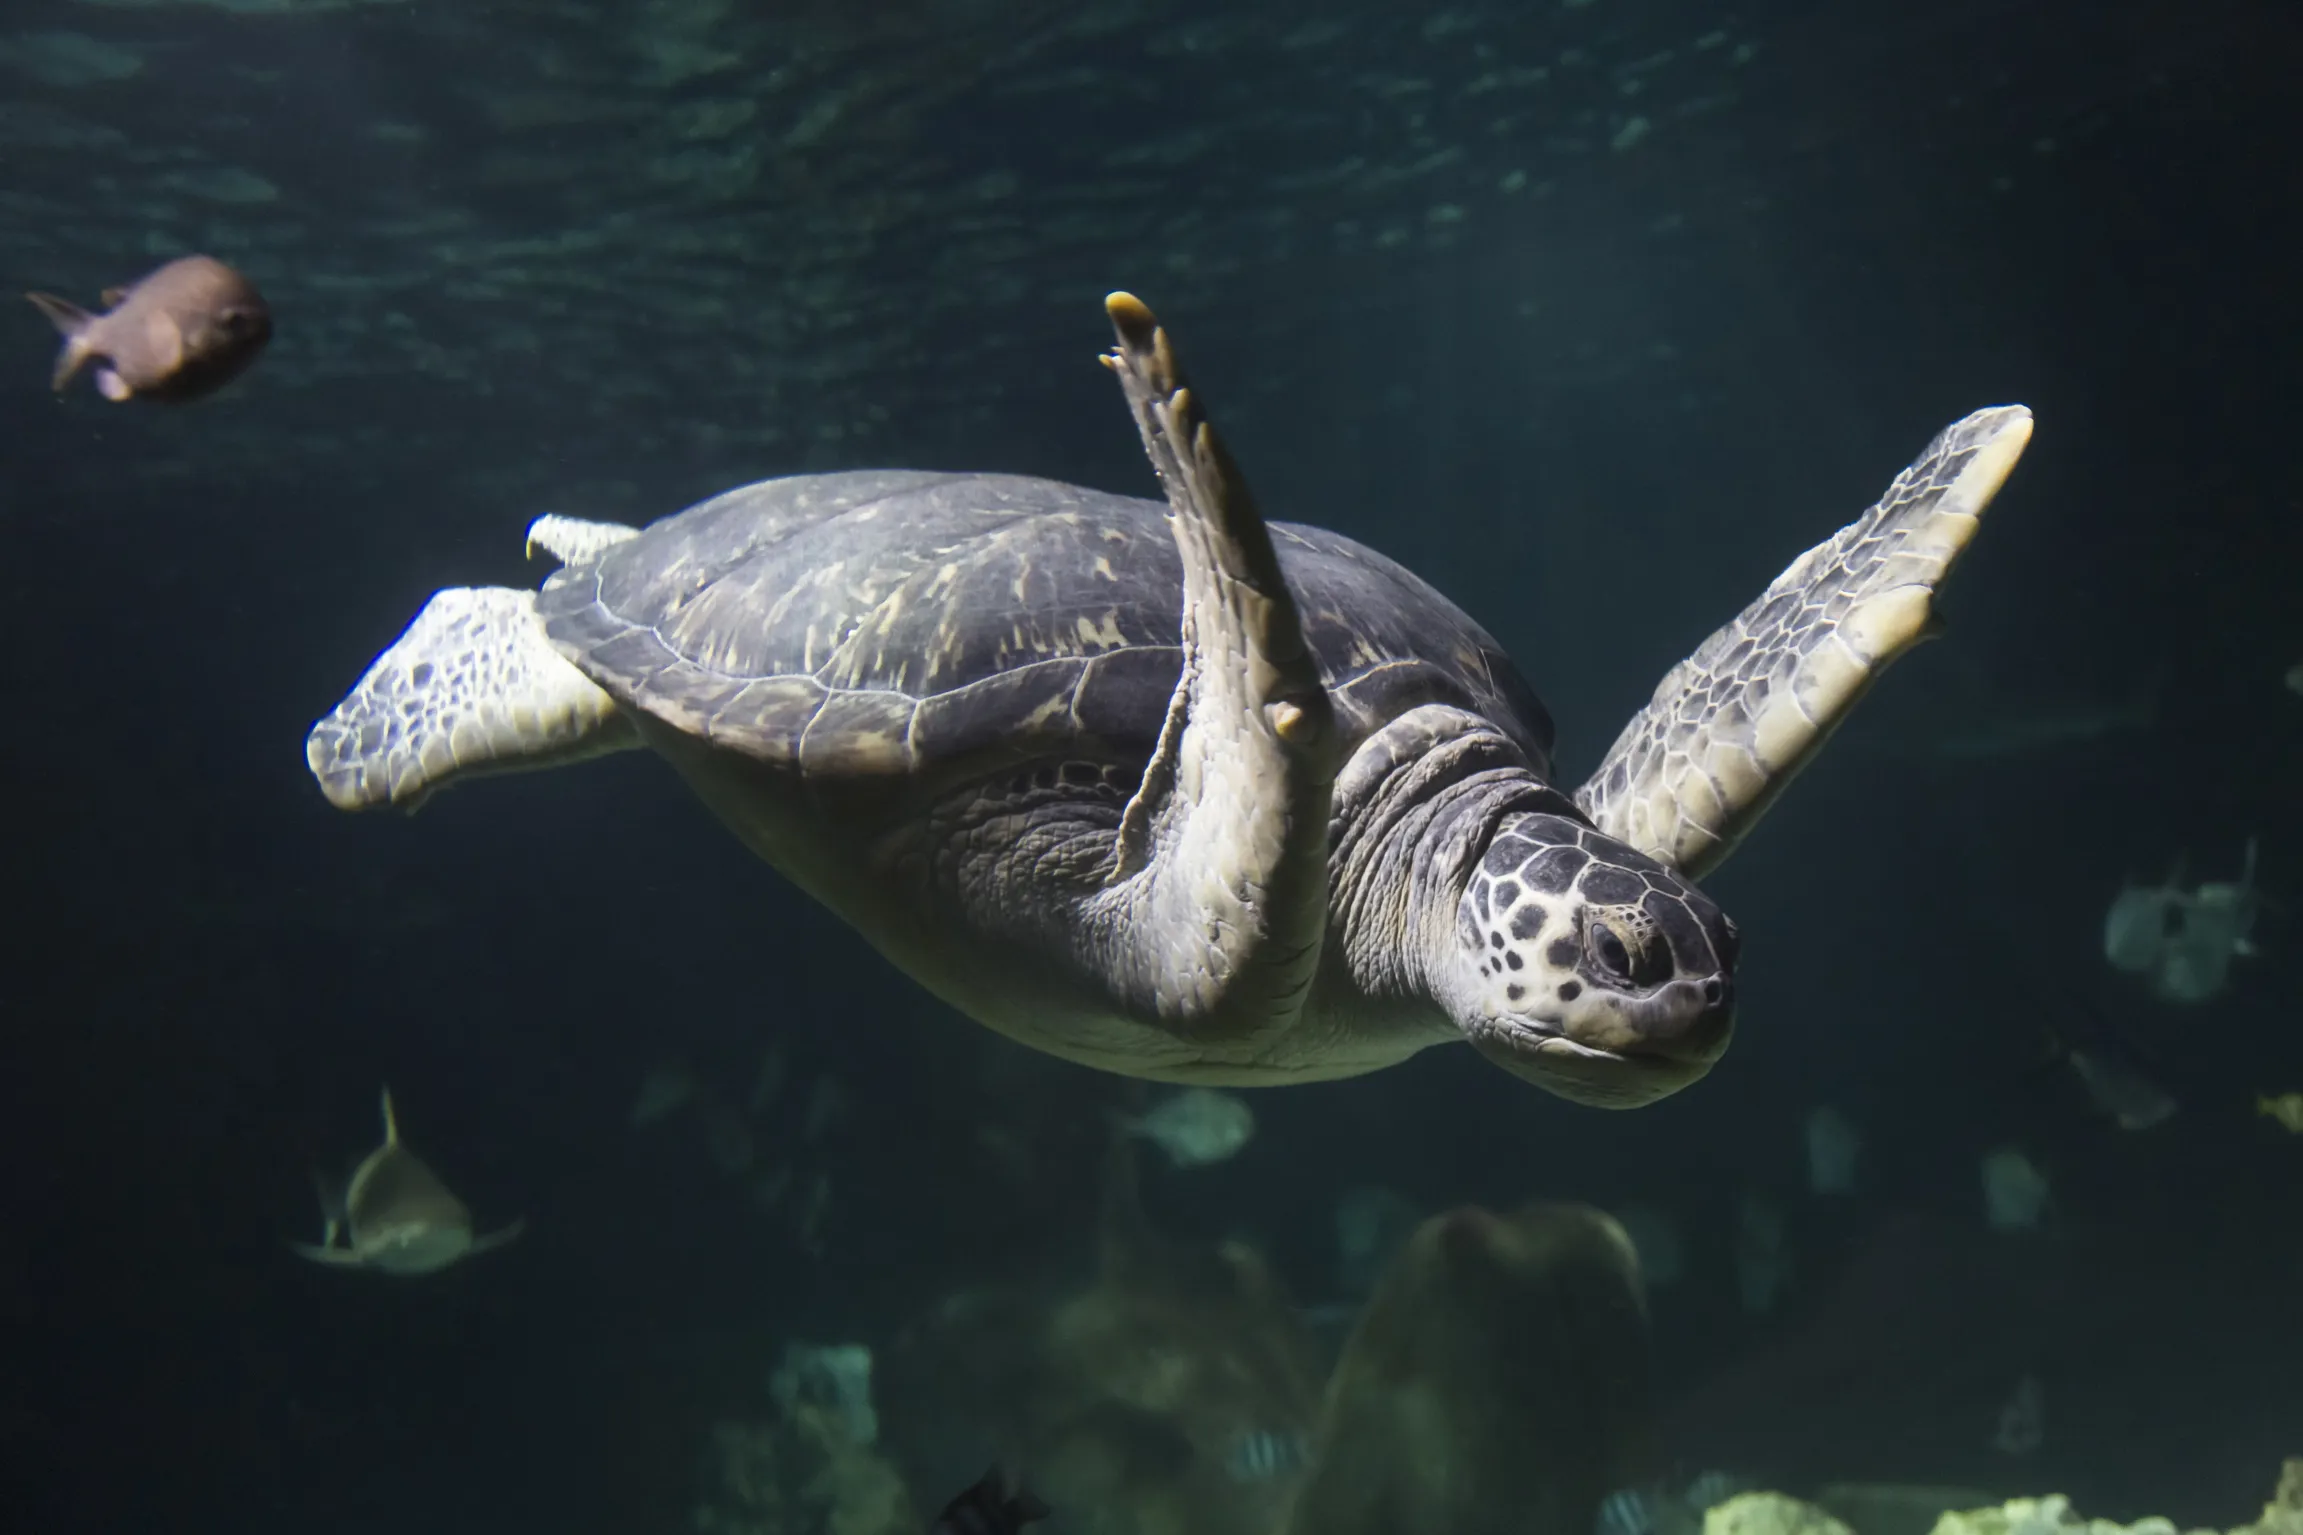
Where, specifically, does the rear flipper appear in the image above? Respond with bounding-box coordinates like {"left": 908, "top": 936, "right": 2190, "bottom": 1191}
{"left": 306, "top": 587, "right": 638, "bottom": 812}
{"left": 524, "top": 514, "right": 638, "bottom": 567}
{"left": 1577, "top": 406, "right": 2033, "bottom": 880}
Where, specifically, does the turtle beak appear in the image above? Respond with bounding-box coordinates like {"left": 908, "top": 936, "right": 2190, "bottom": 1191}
{"left": 1468, "top": 983, "right": 1735, "bottom": 1108}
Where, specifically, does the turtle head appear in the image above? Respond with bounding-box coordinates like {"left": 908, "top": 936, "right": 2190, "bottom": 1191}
{"left": 1443, "top": 811, "right": 1737, "bottom": 1107}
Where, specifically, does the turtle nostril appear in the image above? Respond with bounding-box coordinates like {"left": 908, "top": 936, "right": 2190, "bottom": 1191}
{"left": 1702, "top": 977, "right": 1723, "bottom": 1005}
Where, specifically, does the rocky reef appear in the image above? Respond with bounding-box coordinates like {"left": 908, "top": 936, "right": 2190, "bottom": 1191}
{"left": 1698, "top": 1465, "right": 2303, "bottom": 1535}
{"left": 695, "top": 1401, "right": 916, "bottom": 1535}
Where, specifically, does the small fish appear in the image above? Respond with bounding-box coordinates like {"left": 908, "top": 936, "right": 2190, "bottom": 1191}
{"left": 1593, "top": 1471, "right": 1750, "bottom": 1535}
{"left": 629, "top": 1057, "right": 699, "bottom": 1127}
{"left": 1121, "top": 1086, "right": 1255, "bottom": 1169}
{"left": 769, "top": 1341, "right": 878, "bottom": 1447}
{"left": 1735, "top": 1189, "right": 1790, "bottom": 1313}
{"left": 2258, "top": 1093, "right": 2303, "bottom": 1133}
{"left": 1980, "top": 1147, "right": 2051, "bottom": 1232}
{"left": 2032, "top": 997, "right": 2177, "bottom": 1132}
{"left": 2103, "top": 838, "right": 2263, "bottom": 1004}
{"left": 1804, "top": 1104, "right": 1861, "bottom": 1194}
{"left": 929, "top": 1466, "right": 1049, "bottom": 1535}
{"left": 292, "top": 1088, "right": 523, "bottom": 1276}
{"left": 1937, "top": 668, "right": 2164, "bottom": 761}
{"left": 2066, "top": 1046, "right": 2177, "bottom": 1130}
{"left": 1682, "top": 1471, "right": 1751, "bottom": 1511}
{"left": 26, "top": 254, "right": 270, "bottom": 402}
{"left": 1226, "top": 1428, "right": 1308, "bottom": 1482}
{"left": 2285, "top": 660, "right": 2303, "bottom": 697}
{"left": 1595, "top": 1487, "right": 1659, "bottom": 1535}
{"left": 1993, "top": 1372, "right": 2045, "bottom": 1456}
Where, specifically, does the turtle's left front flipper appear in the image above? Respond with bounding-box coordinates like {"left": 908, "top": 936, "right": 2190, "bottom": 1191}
{"left": 307, "top": 587, "right": 640, "bottom": 813}
{"left": 1097, "top": 293, "right": 1341, "bottom": 1035}
{"left": 1577, "top": 406, "right": 2033, "bottom": 881}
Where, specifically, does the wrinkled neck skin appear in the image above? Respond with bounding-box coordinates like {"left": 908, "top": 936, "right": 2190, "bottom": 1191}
{"left": 1327, "top": 704, "right": 1577, "bottom": 1012}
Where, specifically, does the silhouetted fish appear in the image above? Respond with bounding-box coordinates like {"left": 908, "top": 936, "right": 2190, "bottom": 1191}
{"left": 26, "top": 254, "right": 270, "bottom": 402}
{"left": 1119, "top": 1085, "right": 1255, "bottom": 1168}
{"left": 929, "top": 1466, "right": 1049, "bottom": 1535}
{"left": 292, "top": 1088, "right": 524, "bottom": 1275}
{"left": 2035, "top": 998, "right": 2177, "bottom": 1132}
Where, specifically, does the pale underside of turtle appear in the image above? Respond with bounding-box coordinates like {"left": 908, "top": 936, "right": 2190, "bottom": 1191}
{"left": 308, "top": 294, "right": 2031, "bottom": 1108}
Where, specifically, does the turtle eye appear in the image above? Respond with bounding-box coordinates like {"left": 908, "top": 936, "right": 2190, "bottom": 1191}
{"left": 1586, "top": 920, "right": 1633, "bottom": 983}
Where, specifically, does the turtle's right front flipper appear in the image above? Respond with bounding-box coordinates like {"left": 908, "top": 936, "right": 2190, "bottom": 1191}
{"left": 1575, "top": 406, "right": 2033, "bottom": 881}
{"left": 306, "top": 587, "right": 639, "bottom": 813}
{"left": 1094, "top": 294, "right": 1340, "bottom": 1039}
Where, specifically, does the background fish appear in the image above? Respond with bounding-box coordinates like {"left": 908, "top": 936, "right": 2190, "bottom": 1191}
{"left": 1935, "top": 667, "right": 2165, "bottom": 761}
{"left": 2102, "top": 839, "right": 2263, "bottom": 1004}
{"left": 2258, "top": 1093, "right": 2303, "bottom": 1133}
{"left": 293, "top": 1088, "right": 523, "bottom": 1276}
{"left": 25, "top": 253, "right": 270, "bottom": 403}
{"left": 2064, "top": 1043, "right": 2178, "bottom": 1131}
{"left": 929, "top": 1466, "right": 1049, "bottom": 1535}
{"left": 2033, "top": 999, "right": 2178, "bottom": 1133}
{"left": 1281, "top": 1203, "right": 1653, "bottom": 1535}
{"left": 1120, "top": 1086, "right": 1255, "bottom": 1169}
{"left": 1992, "top": 1372, "right": 2045, "bottom": 1456}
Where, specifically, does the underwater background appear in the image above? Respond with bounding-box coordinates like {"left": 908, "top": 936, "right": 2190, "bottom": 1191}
{"left": 2, "top": 1, "right": 2298, "bottom": 1533}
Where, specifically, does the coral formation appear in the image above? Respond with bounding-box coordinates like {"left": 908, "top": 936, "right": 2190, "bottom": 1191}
{"left": 2250, "top": 1462, "right": 2303, "bottom": 1535}
{"left": 695, "top": 1400, "right": 916, "bottom": 1535}
{"left": 1280, "top": 1203, "right": 1652, "bottom": 1535}
{"left": 1706, "top": 1492, "right": 1857, "bottom": 1535}
{"left": 1695, "top": 1471, "right": 2303, "bottom": 1535}
{"left": 1927, "top": 1493, "right": 2216, "bottom": 1535}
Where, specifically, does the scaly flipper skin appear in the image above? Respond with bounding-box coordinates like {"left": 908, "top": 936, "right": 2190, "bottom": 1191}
{"left": 305, "top": 587, "right": 638, "bottom": 811}
{"left": 523, "top": 514, "right": 639, "bottom": 567}
{"left": 1089, "top": 293, "right": 1341, "bottom": 1034}
{"left": 1575, "top": 405, "right": 2033, "bottom": 880}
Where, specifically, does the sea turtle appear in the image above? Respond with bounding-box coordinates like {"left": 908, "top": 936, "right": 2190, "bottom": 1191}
{"left": 307, "top": 294, "right": 2030, "bottom": 1107}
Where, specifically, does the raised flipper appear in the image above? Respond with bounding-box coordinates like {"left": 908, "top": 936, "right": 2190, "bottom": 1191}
{"left": 1094, "top": 293, "right": 1340, "bottom": 1033}
{"left": 306, "top": 587, "right": 639, "bottom": 813}
{"left": 524, "top": 513, "right": 639, "bottom": 567}
{"left": 1576, "top": 406, "right": 2033, "bottom": 880}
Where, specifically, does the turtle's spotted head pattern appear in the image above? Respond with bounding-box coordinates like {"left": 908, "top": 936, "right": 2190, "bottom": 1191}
{"left": 1449, "top": 811, "right": 1737, "bottom": 1107}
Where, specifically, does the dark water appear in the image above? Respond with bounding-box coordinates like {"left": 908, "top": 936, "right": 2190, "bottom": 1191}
{"left": 3, "top": 2, "right": 2298, "bottom": 1533}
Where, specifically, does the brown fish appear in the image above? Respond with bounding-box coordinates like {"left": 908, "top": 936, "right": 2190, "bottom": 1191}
{"left": 26, "top": 254, "right": 270, "bottom": 402}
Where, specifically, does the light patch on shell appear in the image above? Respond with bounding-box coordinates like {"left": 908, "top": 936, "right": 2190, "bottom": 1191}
{"left": 1074, "top": 609, "right": 1127, "bottom": 651}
